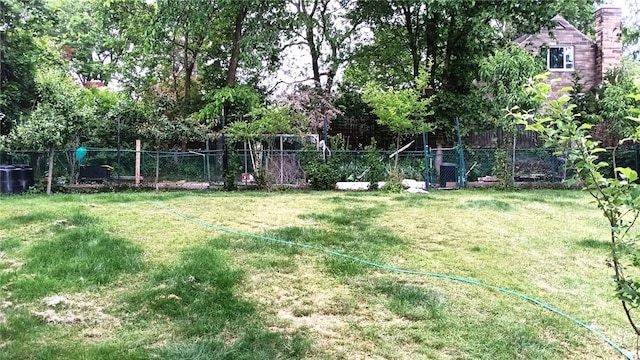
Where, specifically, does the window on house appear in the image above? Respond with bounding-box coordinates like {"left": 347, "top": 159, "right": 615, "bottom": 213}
{"left": 539, "top": 46, "right": 574, "bottom": 70}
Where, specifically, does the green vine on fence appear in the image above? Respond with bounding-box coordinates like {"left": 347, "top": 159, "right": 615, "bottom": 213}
{"left": 509, "top": 73, "right": 640, "bottom": 354}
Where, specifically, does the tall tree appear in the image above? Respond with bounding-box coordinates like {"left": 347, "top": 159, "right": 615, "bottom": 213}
{"left": 362, "top": 71, "right": 433, "bottom": 171}
{"left": 348, "top": 0, "right": 598, "bottom": 137}
{"left": 103, "top": 0, "right": 286, "bottom": 124}
{"left": 0, "top": 0, "right": 53, "bottom": 136}
{"left": 10, "top": 68, "right": 92, "bottom": 194}
{"left": 282, "top": 0, "right": 361, "bottom": 92}
{"left": 477, "top": 44, "right": 544, "bottom": 187}
{"left": 48, "top": 0, "right": 118, "bottom": 85}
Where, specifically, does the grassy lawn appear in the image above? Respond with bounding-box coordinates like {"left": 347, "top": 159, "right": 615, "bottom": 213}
{"left": 0, "top": 189, "right": 634, "bottom": 359}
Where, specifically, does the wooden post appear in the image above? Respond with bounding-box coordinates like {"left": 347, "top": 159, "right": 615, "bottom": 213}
{"left": 280, "top": 135, "right": 284, "bottom": 184}
{"left": 135, "top": 139, "right": 141, "bottom": 187}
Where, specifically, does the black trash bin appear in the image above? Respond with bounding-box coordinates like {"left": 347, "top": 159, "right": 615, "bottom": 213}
{"left": 14, "top": 164, "right": 34, "bottom": 193}
{"left": 0, "top": 165, "right": 16, "bottom": 194}
{"left": 439, "top": 162, "right": 458, "bottom": 188}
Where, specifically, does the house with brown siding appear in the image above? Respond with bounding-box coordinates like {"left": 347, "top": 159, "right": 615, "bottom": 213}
{"left": 467, "top": 7, "right": 622, "bottom": 148}
{"left": 515, "top": 7, "right": 622, "bottom": 94}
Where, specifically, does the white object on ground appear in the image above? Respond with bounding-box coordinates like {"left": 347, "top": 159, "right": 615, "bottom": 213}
{"left": 335, "top": 182, "right": 370, "bottom": 191}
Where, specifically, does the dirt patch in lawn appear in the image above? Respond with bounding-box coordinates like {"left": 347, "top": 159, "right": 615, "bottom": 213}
{"left": 31, "top": 294, "right": 121, "bottom": 338}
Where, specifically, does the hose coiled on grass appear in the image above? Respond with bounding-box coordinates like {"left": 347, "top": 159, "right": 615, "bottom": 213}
{"left": 157, "top": 201, "right": 634, "bottom": 359}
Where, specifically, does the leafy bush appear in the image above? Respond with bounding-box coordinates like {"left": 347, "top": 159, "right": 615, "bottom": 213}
{"left": 304, "top": 158, "right": 342, "bottom": 190}
{"left": 384, "top": 172, "right": 404, "bottom": 193}
{"left": 224, "top": 148, "right": 242, "bottom": 191}
{"left": 300, "top": 136, "right": 352, "bottom": 190}
{"left": 362, "top": 140, "right": 386, "bottom": 188}
{"left": 492, "top": 148, "right": 512, "bottom": 189}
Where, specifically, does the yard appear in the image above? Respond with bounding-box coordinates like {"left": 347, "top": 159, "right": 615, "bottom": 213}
{"left": 0, "top": 190, "right": 635, "bottom": 359}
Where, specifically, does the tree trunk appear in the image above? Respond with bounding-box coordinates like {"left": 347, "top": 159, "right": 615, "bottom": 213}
{"left": 46, "top": 147, "right": 55, "bottom": 195}
{"left": 226, "top": 6, "right": 248, "bottom": 87}
{"left": 442, "top": 14, "right": 457, "bottom": 91}
{"left": 171, "top": 35, "right": 179, "bottom": 98}
{"left": 425, "top": 12, "right": 439, "bottom": 92}
{"left": 402, "top": 4, "right": 419, "bottom": 79}
{"left": 183, "top": 31, "right": 191, "bottom": 112}
{"left": 307, "top": 25, "right": 322, "bottom": 89}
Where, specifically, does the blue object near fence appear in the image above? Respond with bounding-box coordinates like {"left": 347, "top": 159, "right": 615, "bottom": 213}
{"left": 75, "top": 147, "right": 87, "bottom": 164}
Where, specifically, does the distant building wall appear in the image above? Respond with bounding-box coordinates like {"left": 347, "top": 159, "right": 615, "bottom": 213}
{"left": 516, "top": 16, "right": 597, "bottom": 93}
{"left": 595, "top": 7, "right": 623, "bottom": 85}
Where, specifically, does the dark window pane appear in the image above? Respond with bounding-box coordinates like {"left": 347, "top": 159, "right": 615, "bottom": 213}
{"left": 549, "top": 47, "right": 564, "bottom": 69}
{"left": 539, "top": 47, "right": 548, "bottom": 60}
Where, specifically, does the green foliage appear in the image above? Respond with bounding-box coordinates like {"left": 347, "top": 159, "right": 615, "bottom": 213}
{"left": 622, "top": 2, "right": 640, "bottom": 58}
{"left": 492, "top": 148, "right": 513, "bottom": 190}
{"left": 299, "top": 135, "right": 353, "bottom": 190}
{"left": 49, "top": 0, "right": 117, "bottom": 84}
{"left": 198, "top": 86, "right": 262, "bottom": 126}
{"left": 224, "top": 147, "right": 242, "bottom": 191}
{"left": 478, "top": 45, "right": 545, "bottom": 124}
{"left": 477, "top": 45, "right": 543, "bottom": 187}
{"left": 509, "top": 73, "right": 640, "bottom": 341}
{"left": 11, "top": 68, "right": 88, "bottom": 151}
{"left": 362, "top": 140, "right": 386, "bottom": 188}
{"left": 383, "top": 172, "right": 404, "bottom": 193}
{"left": 362, "top": 76, "right": 432, "bottom": 139}
{"left": 374, "top": 281, "right": 446, "bottom": 321}
{"left": 0, "top": 0, "right": 54, "bottom": 133}
{"left": 225, "top": 104, "right": 307, "bottom": 143}
{"left": 302, "top": 154, "right": 342, "bottom": 190}
{"left": 138, "top": 93, "right": 198, "bottom": 149}
{"left": 349, "top": 0, "right": 597, "bottom": 135}
{"left": 362, "top": 70, "right": 433, "bottom": 172}
{"left": 571, "top": 63, "right": 640, "bottom": 144}
{"left": 9, "top": 67, "right": 93, "bottom": 193}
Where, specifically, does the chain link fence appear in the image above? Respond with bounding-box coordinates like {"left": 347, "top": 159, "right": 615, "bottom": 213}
{"left": 2, "top": 146, "right": 639, "bottom": 189}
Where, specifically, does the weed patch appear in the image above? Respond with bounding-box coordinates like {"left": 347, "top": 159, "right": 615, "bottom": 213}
{"left": 577, "top": 238, "right": 610, "bottom": 250}
{"left": 373, "top": 281, "right": 447, "bottom": 321}
{"left": 16, "top": 343, "right": 151, "bottom": 360}
{"left": 266, "top": 226, "right": 403, "bottom": 263}
{"left": 460, "top": 316, "right": 560, "bottom": 359}
{"left": 460, "top": 199, "right": 512, "bottom": 211}
{"left": 128, "top": 240, "right": 311, "bottom": 359}
{"left": 0, "top": 237, "right": 22, "bottom": 252}
{"left": 6, "top": 227, "right": 144, "bottom": 300}
{"left": 390, "top": 194, "right": 435, "bottom": 205}
{"left": 4, "top": 210, "right": 58, "bottom": 227}
{"left": 159, "top": 328, "right": 310, "bottom": 360}
{"left": 300, "top": 206, "right": 385, "bottom": 228}
{"left": 0, "top": 308, "right": 49, "bottom": 357}
{"left": 233, "top": 235, "right": 303, "bottom": 257}
{"left": 323, "top": 256, "right": 369, "bottom": 277}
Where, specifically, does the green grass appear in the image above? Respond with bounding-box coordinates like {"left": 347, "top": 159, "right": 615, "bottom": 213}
{"left": 5, "top": 223, "right": 144, "bottom": 300}
{"left": 0, "top": 189, "right": 633, "bottom": 359}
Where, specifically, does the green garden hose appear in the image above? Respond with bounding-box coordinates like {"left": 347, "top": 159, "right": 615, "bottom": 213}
{"left": 157, "top": 201, "right": 634, "bottom": 360}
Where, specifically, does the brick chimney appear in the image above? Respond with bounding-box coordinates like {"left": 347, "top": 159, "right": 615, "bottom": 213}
{"left": 595, "top": 7, "right": 622, "bottom": 85}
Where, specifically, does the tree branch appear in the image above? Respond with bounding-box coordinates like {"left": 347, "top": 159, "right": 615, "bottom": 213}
{"left": 280, "top": 40, "right": 309, "bottom": 51}
{"left": 266, "top": 77, "right": 317, "bottom": 94}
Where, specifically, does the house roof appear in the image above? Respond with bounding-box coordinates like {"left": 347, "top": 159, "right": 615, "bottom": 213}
{"left": 514, "top": 15, "right": 594, "bottom": 45}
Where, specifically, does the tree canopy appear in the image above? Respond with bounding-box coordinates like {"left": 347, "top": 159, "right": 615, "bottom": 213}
{"left": 3, "top": 0, "right": 634, "bottom": 155}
